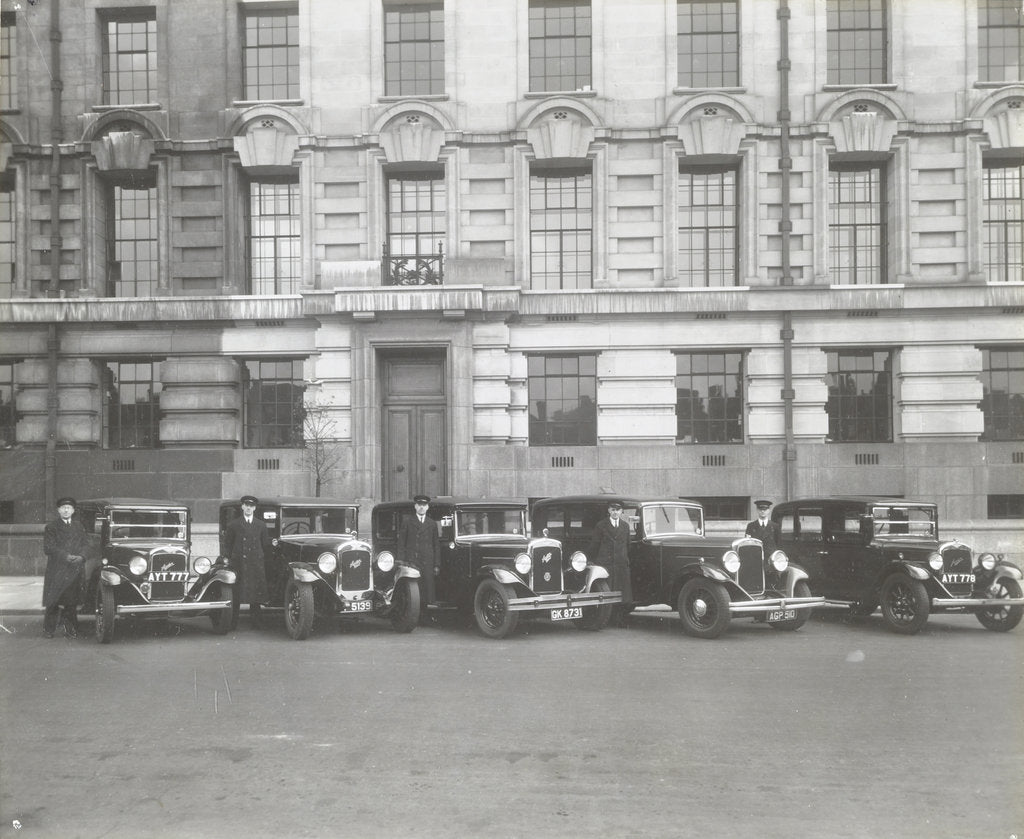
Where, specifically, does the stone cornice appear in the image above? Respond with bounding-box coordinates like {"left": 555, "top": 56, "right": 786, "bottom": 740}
{"left": 2, "top": 284, "right": 1021, "bottom": 324}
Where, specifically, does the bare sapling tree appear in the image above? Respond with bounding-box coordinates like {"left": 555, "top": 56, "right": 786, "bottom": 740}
{"left": 300, "top": 398, "right": 344, "bottom": 497}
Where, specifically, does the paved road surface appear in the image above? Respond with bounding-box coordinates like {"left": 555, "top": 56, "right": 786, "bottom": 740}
{"left": 0, "top": 603, "right": 1021, "bottom": 839}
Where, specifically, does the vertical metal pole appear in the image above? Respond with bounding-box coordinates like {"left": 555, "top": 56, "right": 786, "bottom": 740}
{"left": 777, "top": 0, "right": 796, "bottom": 500}
{"left": 44, "top": 0, "right": 63, "bottom": 512}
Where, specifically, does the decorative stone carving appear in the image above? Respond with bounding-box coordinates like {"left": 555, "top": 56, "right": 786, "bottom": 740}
{"left": 92, "top": 131, "right": 154, "bottom": 172}
{"left": 677, "top": 115, "right": 745, "bottom": 157}
{"left": 233, "top": 126, "right": 299, "bottom": 174}
{"left": 527, "top": 116, "right": 595, "bottom": 160}
{"left": 380, "top": 119, "right": 444, "bottom": 163}
{"left": 985, "top": 108, "right": 1024, "bottom": 150}
{"left": 831, "top": 111, "right": 897, "bottom": 155}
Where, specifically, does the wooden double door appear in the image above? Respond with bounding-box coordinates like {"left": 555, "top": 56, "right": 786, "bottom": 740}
{"left": 381, "top": 351, "right": 447, "bottom": 502}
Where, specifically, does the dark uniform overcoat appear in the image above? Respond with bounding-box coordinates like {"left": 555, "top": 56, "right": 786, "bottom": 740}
{"left": 745, "top": 518, "right": 782, "bottom": 555}
{"left": 588, "top": 517, "right": 633, "bottom": 604}
{"left": 42, "top": 517, "right": 90, "bottom": 609}
{"left": 398, "top": 514, "right": 439, "bottom": 604}
{"left": 222, "top": 515, "right": 272, "bottom": 604}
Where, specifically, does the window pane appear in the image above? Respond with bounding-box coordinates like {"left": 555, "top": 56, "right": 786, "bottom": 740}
{"left": 826, "top": 349, "right": 893, "bottom": 442}
{"left": 105, "top": 360, "right": 162, "bottom": 449}
{"left": 243, "top": 358, "right": 306, "bottom": 448}
{"left": 528, "top": 1, "right": 592, "bottom": 92}
{"left": 244, "top": 10, "right": 299, "bottom": 99}
{"left": 528, "top": 354, "right": 597, "bottom": 445}
{"left": 826, "top": 0, "right": 888, "bottom": 85}
{"left": 678, "top": 166, "right": 739, "bottom": 287}
{"left": 103, "top": 16, "right": 156, "bottom": 105}
{"left": 529, "top": 167, "right": 593, "bottom": 290}
{"left": 675, "top": 351, "right": 744, "bottom": 443}
{"left": 677, "top": 1, "right": 739, "bottom": 88}
{"left": 828, "top": 166, "right": 886, "bottom": 284}
{"left": 384, "top": 2, "right": 444, "bottom": 96}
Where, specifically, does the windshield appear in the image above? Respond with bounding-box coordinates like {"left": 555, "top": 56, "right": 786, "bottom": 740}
{"left": 642, "top": 504, "right": 703, "bottom": 537}
{"left": 456, "top": 508, "right": 526, "bottom": 537}
{"left": 109, "top": 508, "right": 188, "bottom": 540}
{"left": 872, "top": 505, "right": 937, "bottom": 538}
{"left": 279, "top": 507, "right": 358, "bottom": 536}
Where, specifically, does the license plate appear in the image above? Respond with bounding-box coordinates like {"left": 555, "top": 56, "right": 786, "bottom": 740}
{"left": 551, "top": 607, "right": 583, "bottom": 621}
{"left": 767, "top": 609, "right": 796, "bottom": 622}
{"left": 341, "top": 600, "right": 373, "bottom": 612}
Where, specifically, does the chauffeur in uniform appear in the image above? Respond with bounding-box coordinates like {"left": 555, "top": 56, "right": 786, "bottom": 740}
{"left": 745, "top": 499, "right": 782, "bottom": 555}
{"left": 42, "top": 496, "right": 90, "bottom": 638}
{"left": 588, "top": 499, "right": 633, "bottom": 627}
{"left": 398, "top": 494, "right": 439, "bottom": 607}
{"left": 223, "top": 494, "right": 273, "bottom": 626}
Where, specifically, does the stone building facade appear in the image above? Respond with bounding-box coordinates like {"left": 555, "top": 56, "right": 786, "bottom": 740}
{"left": 0, "top": 0, "right": 1021, "bottom": 561}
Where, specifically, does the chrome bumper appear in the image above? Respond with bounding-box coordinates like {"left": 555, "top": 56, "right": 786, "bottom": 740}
{"left": 729, "top": 595, "right": 824, "bottom": 615}
{"left": 115, "top": 599, "right": 233, "bottom": 616}
{"left": 930, "top": 595, "right": 1024, "bottom": 609}
{"left": 508, "top": 589, "right": 623, "bottom": 612}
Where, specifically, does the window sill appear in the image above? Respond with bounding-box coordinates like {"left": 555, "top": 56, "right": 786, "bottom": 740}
{"left": 974, "top": 81, "right": 1023, "bottom": 88}
{"left": 0, "top": 108, "right": 21, "bottom": 116}
{"left": 378, "top": 94, "right": 449, "bottom": 103}
{"left": 232, "top": 99, "right": 305, "bottom": 107}
{"left": 92, "top": 103, "right": 163, "bottom": 112}
{"left": 672, "top": 87, "right": 747, "bottom": 95}
{"left": 822, "top": 84, "right": 897, "bottom": 92}
{"left": 524, "top": 89, "right": 597, "bottom": 99}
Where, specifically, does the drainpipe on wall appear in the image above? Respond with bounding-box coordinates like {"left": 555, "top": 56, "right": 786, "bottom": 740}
{"left": 777, "top": 0, "right": 796, "bottom": 500}
{"left": 44, "top": 0, "right": 63, "bottom": 513}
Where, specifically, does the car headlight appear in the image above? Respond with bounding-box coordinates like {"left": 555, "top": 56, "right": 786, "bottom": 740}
{"left": 193, "top": 556, "right": 212, "bottom": 575}
{"left": 978, "top": 552, "right": 996, "bottom": 571}
{"left": 128, "top": 556, "right": 148, "bottom": 576}
{"left": 570, "top": 551, "right": 587, "bottom": 572}
{"left": 376, "top": 551, "right": 395, "bottom": 572}
{"left": 317, "top": 552, "right": 337, "bottom": 574}
{"left": 771, "top": 550, "right": 789, "bottom": 573}
{"left": 514, "top": 553, "right": 532, "bottom": 575}
{"left": 927, "top": 552, "right": 944, "bottom": 571}
{"left": 723, "top": 551, "right": 741, "bottom": 574}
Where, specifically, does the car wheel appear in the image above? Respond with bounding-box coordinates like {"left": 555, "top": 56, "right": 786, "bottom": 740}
{"left": 575, "top": 580, "right": 612, "bottom": 631}
{"left": 284, "top": 579, "right": 314, "bottom": 640}
{"left": 677, "top": 578, "right": 732, "bottom": 639}
{"left": 95, "top": 585, "right": 116, "bottom": 644}
{"left": 975, "top": 578, "right": 1024, "bottom": 632}
{"left": 390, "top": 579, "right": 421, "bottom": 634}
{"left": 209, "top": 583, "right": 234, "bottom": 635}
{"left": 879, "top": 573, "right": 930, "bottom": 634}
{"left": 473, "top": 579, "right": 520, "bottom": 639}
{"left": 768, "top": 580, "right": 811, "bottom": 631}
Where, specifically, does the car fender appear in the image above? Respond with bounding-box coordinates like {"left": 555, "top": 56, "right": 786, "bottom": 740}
{"left": 395, "top": 564, "right": 421, "bottom": 581}
{"left": 901, "top": 563, "right": 931, "bottom": 581}
{"left": 585, "top": 565, "right": 610, "bottom": 588}
{"left": 782, "top": 565, "right": 810, "bottom": 594}
{"left": 213, "top": 568, "right": 236, "bottom": 585}
{"left": 668, "top": 563, "right": 730, "bottom": 603}
{"left": 289, "top": 564, "right": 321, "bottom": 584}
{"left": 485, "top": 566, "right": 525, "bottom": 587}
{"left": 100, "top": 567, "right": 124, "bottom": 586}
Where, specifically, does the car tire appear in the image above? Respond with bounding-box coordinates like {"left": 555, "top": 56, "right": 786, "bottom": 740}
{"left": 284, "top": 579, "right": 314, "bottom": 640}
{"left": 95, "top": 585, "right": 116, "bottom": 644}
{"left": 768, "top": 580, "right": 812, "bottom": 631}
{"left": 879, "top": 573, "right": 930, "bottom": 634}
{"left": 975, "top": 577, "right": 1024, "bottom": 632}
{"left": 389, "top": 579, "right": 421, "bottom": 634}
{"left": 209, "top": 583, "right": 234, "bottom": 635}
{"left": 473, "top": 579, "right": 520, "bottom": 639}
{"left": 677, "top": 578, "right": 732, "bottom": 639}
{"left": 575, "top": 579, "right": 612, "bottom": 631}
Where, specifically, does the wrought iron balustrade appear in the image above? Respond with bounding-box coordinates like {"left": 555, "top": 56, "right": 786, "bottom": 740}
{"left": 382, "top": 242, "right": 444, "bottom": 286}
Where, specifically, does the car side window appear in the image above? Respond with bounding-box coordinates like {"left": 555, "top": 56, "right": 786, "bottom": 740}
{"left": 375, "top": 510, "right": 400, "bottom": 541}
{"left": 796, "top": 513, "right": 823, "bottom": 542}
{"left": 538, "top": 507, "right": 566, "bottom": 538}
{"left": 777, "top": 512, "right": 796, "bottom": 538}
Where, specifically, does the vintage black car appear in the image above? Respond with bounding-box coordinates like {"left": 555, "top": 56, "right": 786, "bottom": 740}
{"left": 531, "top": 495, "right": 823, "bottom": 639}
{"left": 218, "top": 497, "right": 420, "bottom": 640}
{"left": 371, "top": 497, "right": 621, "bottom": 639}
{"left": 76, "top": 498, "right": 235, "bottom": 643}
{"left": 772, "top": 497, "right": 1024, "bottom": 634}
